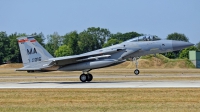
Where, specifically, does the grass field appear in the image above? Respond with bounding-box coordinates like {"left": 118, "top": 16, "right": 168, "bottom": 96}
{"left": 0, "top": 68, "right": 200, "bottom": 82}
{"left": 0, "top": 88, "right": 200, "bottom": 112}
{"left": 0, "top": 63, "right": 200, "bottom": 112}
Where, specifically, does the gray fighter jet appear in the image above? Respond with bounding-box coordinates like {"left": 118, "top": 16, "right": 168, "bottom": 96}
{"left": 16, "top": 35, "right": 193, "bottom": 82}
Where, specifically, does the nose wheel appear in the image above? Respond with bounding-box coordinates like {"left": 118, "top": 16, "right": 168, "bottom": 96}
{"left": 80, "top": 73, "right": 93, "bottom": 82}
{"left": 134, "top": 69, "right": 140, "bottom": 75}
{"left": 133, "top": 57, "right": 140, "bottom": 75}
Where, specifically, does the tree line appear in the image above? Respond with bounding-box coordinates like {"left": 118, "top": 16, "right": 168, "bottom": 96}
{"left": 0, "top": 27, "right": 199, "bottom": 64}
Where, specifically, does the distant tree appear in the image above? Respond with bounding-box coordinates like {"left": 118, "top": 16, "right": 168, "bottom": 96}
{"left": 167, "top": 32, "right": 189, "bottom": 42}
{"left": 109, "top": 32, "right": 141, "bottom": 42}
{"left": 0, "top": 32, "right": 8, "bottom": 64}
{"left": 6, "top": 33, "right": 21, "bottom": 63}
{"left": 103, "top": 39, "right": 122, "bottom": 48}
{"left": 86, "top": 27, "right": 111, "bottom": 49}
{"left": 109, "top": 32, "right": 123, "bottom": 41}
{"left": 63, "top": 31, "right": 79, "bottom": 55}
{"left": 45, "top": 32, "right": 62, "bottom": 56}
{"left": 78, "top": 31, "right": 95, "bottom": 53}
{"left": 120, "top": 32, "right": 141, "bottom": 41}
{"left": 54, "top": 45, "right": 73, "bottom": 57}
{"left": 179, "top": 46, "right": 198, "bottom": 59}
{"left": 196, "top": 41, "right": 200, "bottom": 51}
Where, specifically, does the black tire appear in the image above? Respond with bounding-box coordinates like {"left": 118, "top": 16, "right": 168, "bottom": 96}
{"left": 134, "top": 69, "right": 140, "bottom": 75}
{"left": 87, "top": 73, "right": 93, "bottom": 82}
{"left": 80, "top": 74, "right": 87, "bottom": 82}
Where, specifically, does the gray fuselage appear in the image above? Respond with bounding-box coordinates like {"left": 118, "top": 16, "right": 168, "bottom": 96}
{"left": 58, "top": 40, "right": 193, "bottom": 71}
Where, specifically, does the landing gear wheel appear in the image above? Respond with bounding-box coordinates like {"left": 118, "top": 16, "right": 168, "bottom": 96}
{"left": 134, "top": 69, "right": 140, "bottom": 75}
{"left": 80, "top": 74, "right": 88, "bottom": 82}
{"left": 87, "top": 73, "right": 93, "bottom": 82}
{"left": 132, "top": 57, "right": 140, "bottom": 75}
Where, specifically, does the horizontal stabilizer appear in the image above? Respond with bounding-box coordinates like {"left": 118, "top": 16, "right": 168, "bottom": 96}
{"left": 16, "top": 68, "right": 41, "bottom": 71}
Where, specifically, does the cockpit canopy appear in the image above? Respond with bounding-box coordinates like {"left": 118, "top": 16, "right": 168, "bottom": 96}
{"left": 124, "top": 35, "right": 161, "bottom": 42}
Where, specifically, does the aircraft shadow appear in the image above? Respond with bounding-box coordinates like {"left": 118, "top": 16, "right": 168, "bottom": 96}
{"left": 18, "top": 81, "right": 123, "bottom": 84}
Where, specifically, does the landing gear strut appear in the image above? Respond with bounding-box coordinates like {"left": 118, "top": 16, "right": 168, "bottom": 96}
{"left": 79, "top": 73, "right": 93, "bottom": 82}
{"left": 133, "top": 57, "right": 140, "bottom": 75}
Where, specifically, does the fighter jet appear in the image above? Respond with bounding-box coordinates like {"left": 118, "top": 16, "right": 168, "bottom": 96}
{"left": 16, "top": 35, "right": 193, "bottom": 82}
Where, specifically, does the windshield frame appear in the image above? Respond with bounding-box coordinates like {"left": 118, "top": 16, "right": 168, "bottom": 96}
{"left": 124, "top": 35, "right": 161, "bottom": 42}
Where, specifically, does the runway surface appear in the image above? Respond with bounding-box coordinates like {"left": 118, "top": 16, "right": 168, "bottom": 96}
{"left": 0, "top": 81, "right": 200, "bottom": 88}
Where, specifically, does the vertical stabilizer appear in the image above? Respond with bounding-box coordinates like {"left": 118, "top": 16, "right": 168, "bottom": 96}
{"left": 17, "top": 36, "right": 53, "bottom": 66}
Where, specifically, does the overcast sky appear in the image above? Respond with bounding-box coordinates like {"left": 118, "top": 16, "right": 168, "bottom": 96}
{"left": 1, "top": 0, "right": 200, "bottom": 44}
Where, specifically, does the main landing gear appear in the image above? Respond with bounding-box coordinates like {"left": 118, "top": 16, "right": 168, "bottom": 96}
{"left": 133, "top": 57, "right": 140, "bottom": 75}
{"left": 27, "top": 70, "right": 34, "bottom": 73}
{"left": 80, "top": 73, "right": 93, "bottom": 82}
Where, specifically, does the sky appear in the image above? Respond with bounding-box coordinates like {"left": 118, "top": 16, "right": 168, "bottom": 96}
{"left": 0, "top": 0, "right": 200, "bottom": 44}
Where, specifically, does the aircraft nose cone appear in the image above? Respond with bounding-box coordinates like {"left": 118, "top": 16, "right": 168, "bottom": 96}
{"left": 172, "top": 40, "right": 194, "bottom": 51}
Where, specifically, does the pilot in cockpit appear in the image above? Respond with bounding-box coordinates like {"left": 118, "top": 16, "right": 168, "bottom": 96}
{"left": 152, "top": 36, "right": 155, "bottom": 41}
{"left": 147, "top": 36, "right": 151, "bottom": 41}
{"left": 143, "top": 36, "right": 147, "bottom": 41}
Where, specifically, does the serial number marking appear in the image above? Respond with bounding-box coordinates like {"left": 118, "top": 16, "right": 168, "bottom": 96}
{"left": 28, "top": 57, "right": 41, "bottom": 62}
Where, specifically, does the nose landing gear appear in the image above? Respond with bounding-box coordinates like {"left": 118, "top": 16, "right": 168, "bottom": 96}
{"left": 133, "top": 57, "right": 140, "bottom": 75}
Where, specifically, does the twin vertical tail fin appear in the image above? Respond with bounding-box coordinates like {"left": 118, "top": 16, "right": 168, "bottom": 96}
{"left": 17, "top": 36, "right": 53, "bottom": 67}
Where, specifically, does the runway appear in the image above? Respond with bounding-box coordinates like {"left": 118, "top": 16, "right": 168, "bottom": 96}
{"left": 0, "top": 81, "right": 200, "bottom": 88}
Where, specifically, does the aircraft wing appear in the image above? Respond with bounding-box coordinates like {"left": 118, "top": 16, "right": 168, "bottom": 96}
{"left": 48, "top": 48, "right": 126, "bottom": 66}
